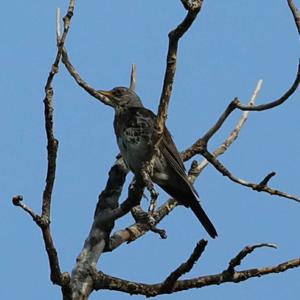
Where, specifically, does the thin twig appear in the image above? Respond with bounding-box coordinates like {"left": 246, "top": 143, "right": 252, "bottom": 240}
{"left": 226, "top": 243, "right": 277, "bottom": 274}
{"left": 56, "top": 8, "right": 62, "bottom": 42}
{"left": 287, "top": 0, "right": 300, "bottom": 34}
{"left": 161, "top": 240, "right": 208, "bottom": 292}
{"left": 42, "top": 0, "right": 76, "bottom": 220}
{"left": 12, "top": 195, "right": 40, "bottom": 223}
{"left": 156, "top": 1, "right": 203, "bottom": 135}
{"left": 13, "top": 1, "right": 77, "bottom": 290}
{"left": 235, "top": 61, "right": 299, "bottom": 112}
{"left": 105, "top": 198, "right": 178, "bottom": 251}
{"left": 39, "top": 3, "right": 76, "bottom": 287}
{"left": 187, "top": 80, "right": 263, "bottom": 180}
{"left": 200, "top": 149, "right": 300, "bottom": 203}
{"left": 130, "top": 64, "right": 137, "bottom": 90}
{"left": 61, "top": 47, "right": 112, "bottom": 106}
{"left": 183, "top": 61, "right": 299, "bottom": 161}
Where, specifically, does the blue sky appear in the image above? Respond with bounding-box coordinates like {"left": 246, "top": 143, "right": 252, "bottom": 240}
{"left": 1, "top": 1, "right": 300, "bottom": 299}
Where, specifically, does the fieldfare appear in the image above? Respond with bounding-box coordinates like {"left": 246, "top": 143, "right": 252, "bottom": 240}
{"left": 99, "top": 87, "right": 217, "bottom": 238}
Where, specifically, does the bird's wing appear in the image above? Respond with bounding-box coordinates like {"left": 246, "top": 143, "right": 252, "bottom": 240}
{"left": 161, "top": 128, "right": 186, "bottom": 171}
{"left": 133, "top": 107, "right": 186, "bottom": 173}
{"left": 132, "top": 107, "right": 194, "bottom": 191}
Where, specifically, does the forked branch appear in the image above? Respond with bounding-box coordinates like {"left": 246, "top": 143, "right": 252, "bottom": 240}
{"left": 94, "top": 243, "right": 300, "bottom": 297}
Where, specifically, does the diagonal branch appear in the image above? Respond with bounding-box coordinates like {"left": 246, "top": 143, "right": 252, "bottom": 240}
{"left": 200, "top": 148, "right": 300, "bottom": 203}
{"left": 187, "top": 80, "right": 263, "bottom": 179}
{"left": 70, "top": 158, "right": 146, "bottom": 299}
{"left": 235, "top": 61, "right": 299, "bottom": 112}
{"left": 105, "top": 197, "right": 179, "bottom": 252}
{"left": 61, "top": 47, "right": 111, "bottom": 106}
{"left": 161, "top": 240, "right": 208, "bottom": 292}
{"left": 183, "top": 60, "right": 299, "bottom": 162}
{"left": 156, "top": 1, "right": 203, "bottom": 135}
{"left": 287, "top": 0, "right": 300, "bottom": 34}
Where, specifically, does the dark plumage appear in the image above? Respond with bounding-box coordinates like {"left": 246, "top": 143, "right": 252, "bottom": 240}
{"left": 99, "top": 87, "right": 217, "bottom": 238}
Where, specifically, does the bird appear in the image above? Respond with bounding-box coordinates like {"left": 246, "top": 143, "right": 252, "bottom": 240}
{"left": 98, "top": 86, "right": 217, "bottom": 238}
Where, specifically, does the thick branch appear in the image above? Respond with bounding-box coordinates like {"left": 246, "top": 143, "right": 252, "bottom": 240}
{"left": 70, "top": 158, "right": 146, "bottom": 299}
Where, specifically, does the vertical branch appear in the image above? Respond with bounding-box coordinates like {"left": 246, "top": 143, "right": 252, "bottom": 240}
{"left": 156, "top": 1, "right": 203, "bottom": 135}
{"left": 130, "top": 64, "right": 137, "bottom": 91}
{"left": 42, "top": 0, "right": 76, "bottom": 220}
{"left": 39, "top": 0, "right": 76, "bottom": 288}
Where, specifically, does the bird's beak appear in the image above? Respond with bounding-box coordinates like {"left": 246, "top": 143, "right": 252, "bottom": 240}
{"left": 98, "top": 90, "right": 116, "bottom": 107}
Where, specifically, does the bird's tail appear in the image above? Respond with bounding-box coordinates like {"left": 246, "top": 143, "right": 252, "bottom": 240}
{"left": 188, "top": 199, "right": 218, "bottom": 238}
{"left": 160, "top": 183, "right": 218, "bottom": 238}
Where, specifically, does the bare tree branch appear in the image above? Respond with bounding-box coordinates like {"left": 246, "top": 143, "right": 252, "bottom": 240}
{"left": 14, "top": 0, "right": 300, "bottom": 299}
{"left": 94, "top": 246, "right": 300, "bottom": 297}
{"left": 183, "top": 61, "right": 299, "bottom": 162}
{"left": 200, "top": 149, "right": 300, "bottom": 203}
{"left": 161, "top": 240, "right": 208, "bottom": 292}
{"left": 13, "top": 0, "right": 77, "bottom": 290}
{"left": 130, "top": 64, "right": 137, "bottom": 90}
{"left": 235, "top": 62, "right": 299, "bottom": 111}
{"left": 156, "top": 1, "right": 203, "bottom": 135}
{"left": 41, "top": 1, "right": 76, "bottom": 287}
{"left": 105, "top": 198, "right": 178, "bottom": 252}
{"left": 70, "top": 158, "right": 147, "bottom": 299}
{"left": 187, "top": 80, "right": 263, "bottom": 179}
{"left": 12, "top": 195, "right": 39, "bottom": 221}
{"left": 226, "top": 243, "right": 277, "bottom": 274}
{"left": 287, "top": 0, "right": 300, "bottom": 34}
{"left": 61, "top": 48, "right": 112, "bottom": 106}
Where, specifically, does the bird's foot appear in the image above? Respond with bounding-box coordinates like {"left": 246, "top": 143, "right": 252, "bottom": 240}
{"left": 131, "top": 205, "right": 167, "bottom": 239}
{"left": 140, "top": 164, "right": 159, "bottom": 214}
{"left": 148, "top": 189, "right": 158, "bottom": 214}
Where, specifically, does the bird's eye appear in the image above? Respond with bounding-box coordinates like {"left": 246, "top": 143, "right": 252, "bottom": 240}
{"left": 113, "top": 89, "right": 122, "bottom": 97}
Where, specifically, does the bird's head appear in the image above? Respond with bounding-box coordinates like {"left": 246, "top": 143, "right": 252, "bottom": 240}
{"left": 98, "top": 87, "right": 143, "bottom": 109}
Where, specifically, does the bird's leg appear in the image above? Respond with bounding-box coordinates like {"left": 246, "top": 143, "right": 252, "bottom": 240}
{"left": 131, "top": 205, "right": 167, "bottom": 239}
{"left": 140, "top": 161, "right": 159, "bottom": 214}
{"left": 133, "top": 167, "right": 166, "bottom": 239}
